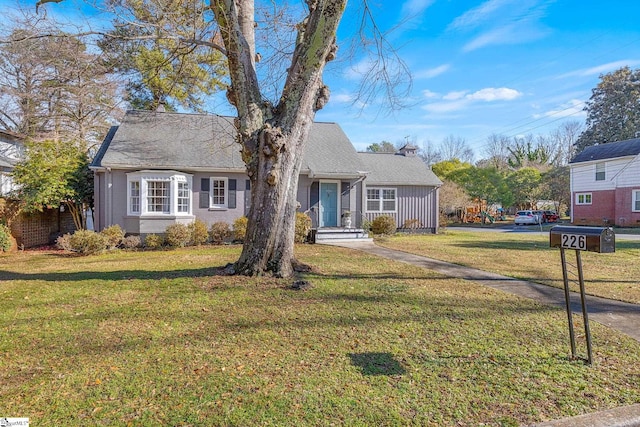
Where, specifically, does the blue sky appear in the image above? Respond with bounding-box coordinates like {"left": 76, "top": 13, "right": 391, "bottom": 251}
{"left": 314, "top": 0, "right": 640, "bottom": 157}
{"left": 2, "top": 0, "right": 640, "bottom": 159}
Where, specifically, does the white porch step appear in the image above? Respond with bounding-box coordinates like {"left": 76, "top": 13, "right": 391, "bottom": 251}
{"left": 313, "top": 228, "right": 371, "bottom": 243}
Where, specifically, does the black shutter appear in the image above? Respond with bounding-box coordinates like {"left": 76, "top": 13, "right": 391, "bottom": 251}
{"left": 228, "top": 179, "right": 237, "bottom": 209}
{"left": 199, "top": 178, "right": 210, "bottom": 208}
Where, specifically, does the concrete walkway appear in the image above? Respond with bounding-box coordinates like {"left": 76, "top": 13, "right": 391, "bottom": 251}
{"left": 323, "top": 240, "right": 640, "bottom": 426}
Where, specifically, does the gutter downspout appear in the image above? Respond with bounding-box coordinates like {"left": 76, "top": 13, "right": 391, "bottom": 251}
{"left": 106, "top": 167, "right": 112, "bottom": 228}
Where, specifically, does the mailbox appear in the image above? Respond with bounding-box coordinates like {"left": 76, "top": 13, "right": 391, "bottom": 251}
{"left": 549, "top": 225, "right": 615, "bottom": 253}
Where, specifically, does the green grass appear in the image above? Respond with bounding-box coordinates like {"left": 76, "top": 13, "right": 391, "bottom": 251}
{"left": 379, "top": 230, "right": 640, "bottom": 304}
{"left": 1, "top": 245, "right": 639, "bottom": 426}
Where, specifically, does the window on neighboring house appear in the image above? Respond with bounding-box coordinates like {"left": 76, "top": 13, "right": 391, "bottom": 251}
{"left": 366, "top": 187, "right": 397, "bottom": 212}
{"left": 595, "top": 162, "right": 605, "bottom": 181}
{"left": 127, "top": 171, "right": 192, "bottom": 216}
{"left": 633, "top": 190, "right": 640, "bottom": 212}
{"left": 576, "top": 193, "right": 592, "bottom": 205}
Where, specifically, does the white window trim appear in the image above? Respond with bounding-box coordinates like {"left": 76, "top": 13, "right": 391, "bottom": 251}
{"left": 126, "top": 170, "right": 193, "bottom": 216}
{"left": 595, "top": 162, "right": 606, "bottom": 181}
{"left": 209, "top": 177, "right": 228, "bottom": 209}
{"left": 633, "top": 190, "right": 640, "bottom": 212}
{"left": 575, "top": 192, "right": 592, "bottom": 206}
{"left": 366, "top": 186, "right": 397, "bottom": 213}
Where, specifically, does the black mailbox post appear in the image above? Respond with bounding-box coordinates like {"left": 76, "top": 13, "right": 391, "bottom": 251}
{"left": 549, "top": 225, "right": 615, "bottom": 365}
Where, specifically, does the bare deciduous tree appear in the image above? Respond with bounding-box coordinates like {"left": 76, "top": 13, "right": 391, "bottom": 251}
{"left": 439, "top": 134, "right": 474, "bottom": 163}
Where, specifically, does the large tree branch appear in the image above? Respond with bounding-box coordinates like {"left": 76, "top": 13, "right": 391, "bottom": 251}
{"left": 277, "top": 0, "right": 346, "bottom": 124}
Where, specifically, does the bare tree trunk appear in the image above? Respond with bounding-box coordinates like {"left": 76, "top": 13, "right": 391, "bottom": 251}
{"left": 213, "top": 0, "right": 344, "bottom": 277}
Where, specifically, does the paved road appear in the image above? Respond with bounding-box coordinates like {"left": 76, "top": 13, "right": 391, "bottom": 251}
{"left": 447, "top": 224, "right": 640, "bottom": 241}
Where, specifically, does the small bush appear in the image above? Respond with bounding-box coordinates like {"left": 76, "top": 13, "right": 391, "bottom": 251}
{"left": 371, "top": 215, "right": 397, "bottom": 235}
{"left": 144, "top": 234, "right": 165, "bottom": 249}
{"left": 232, "top": 216, "right": 248, "bottom": 242}
{"left": 101, "top": 224, "right": 125, "bottom": 249}
{"left": 209, "top": 222, "right": 231, "bottom": 245}
{"left": 165, "top": 223, "right": 190, "bottom": 247}
{"left": 121, "top": 235, "right": 142, "bottom": 249}
{"left": 0, "top": 224, "right": 12, "bottom": 252}
{"left": 295, "top": 212, "right": 312, "bottom": 243}
{"left": 57, "top": 230, "right": 107, "bottom": 255}
{"left": 402, "top": 219, "right": 422, "bottom": 231}
{"left": 189, "top": 219, "right": 209, "bottom": 246}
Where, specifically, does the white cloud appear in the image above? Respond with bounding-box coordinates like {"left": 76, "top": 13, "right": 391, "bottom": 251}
{"left": 443, "top": 91, "right": 468, "bottom": 101}
{"left": 331, "top": 93, "right": 353, "bottom": 103}
{"left": 422, "top": 89, "right": 440, "bottom": 99}
{"left": 423, "top": 99, "right": 469, "bottom": 114}
{"left": 414, "top": 64, "right": 451, "bottom": 79}
{"left": 558, "top": 60, "right": 640, "bottom": 79}
{"left": 533, "top": 99, "right": 586, "bottom": 119}
{"left": 401, "top": 0, "right": 436, "bottom": 17}
{"left": 448, "top": 0, "right": 513, "bottom": 30}
{"left": 466, "top": 87, "right": 522, "bottom": 101}
{"left": 422, "top": 87, "right": 522, "bottom": 113}
{"left": 449, "top": 0, "right": 551, "bottom": 52}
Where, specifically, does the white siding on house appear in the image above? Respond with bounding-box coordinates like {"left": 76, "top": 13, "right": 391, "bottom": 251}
{"left": 615, "top": 155, "right": 640, "bottom": 187}
{"left": 571, "top": 157, "right": 634, "bottom": 192}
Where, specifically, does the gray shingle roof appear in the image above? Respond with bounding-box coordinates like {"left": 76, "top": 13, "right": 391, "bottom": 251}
{"left": 357, "top": 152, "right": 442, "bottom": 186}
{"left": 0, "top": 157, "right": 14, "bottom": 168}
{"left": 570, "top": 138, "right": 640, "bottom": 163}
{"left": 92, "top": 110, "right": 365, "bottom": 177}
{"left": 91, "top": 110, "right": 246, "bottom": 171}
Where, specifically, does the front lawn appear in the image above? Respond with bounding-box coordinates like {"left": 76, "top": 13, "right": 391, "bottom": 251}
{"left": 1, "top": 245, "right": 639, "bottom": 426}
{"left": 379, "top": 230, "right": 640, "bottom": 304}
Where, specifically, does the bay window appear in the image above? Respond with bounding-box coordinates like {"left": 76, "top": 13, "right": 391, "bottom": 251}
{"left": 127, "top": 171, "right": 192, "bottom": 216}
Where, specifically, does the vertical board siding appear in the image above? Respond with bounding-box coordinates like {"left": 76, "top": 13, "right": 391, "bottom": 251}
{"left": 362, "top": 186, "right": 438, "bottom": 232}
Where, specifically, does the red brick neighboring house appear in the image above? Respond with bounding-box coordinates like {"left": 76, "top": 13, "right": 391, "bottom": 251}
{"left": 0, "top": 129, "right": 77, "bottom": 248}
{"left": 569, "top": 138, "right": 640, "bottom": 227}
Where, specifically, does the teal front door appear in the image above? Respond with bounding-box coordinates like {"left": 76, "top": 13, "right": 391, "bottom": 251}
{"left": 320, "top": 182, "right": 338, "bottom": 227}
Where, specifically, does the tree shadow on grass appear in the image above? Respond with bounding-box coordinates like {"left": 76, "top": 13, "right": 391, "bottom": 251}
{"left": 0, "top": 266, "right": 230, "bottom": 282}
{"left": 349, "top": 352, "right": 406, "bottom": 376}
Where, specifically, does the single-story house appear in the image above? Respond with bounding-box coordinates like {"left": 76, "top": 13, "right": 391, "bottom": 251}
{"left": 90, "top": 110, "right": 442, "bottom": 239}
{"left": 569, "top": 137, "right": 640, "bottom": 227}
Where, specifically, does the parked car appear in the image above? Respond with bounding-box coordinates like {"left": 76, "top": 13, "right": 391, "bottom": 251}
{"left": 514, "top": 210, "right": 542, "bottom": 225}
{"left": 541, "top": 210, "right": 559, "bottom": 223}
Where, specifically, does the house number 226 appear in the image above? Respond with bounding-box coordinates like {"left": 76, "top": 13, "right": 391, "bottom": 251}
{"left": 561, "top": 234, "right": 587, "bottom": 250}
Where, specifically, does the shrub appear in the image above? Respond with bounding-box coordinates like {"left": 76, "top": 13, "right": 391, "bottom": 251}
{"left": 0, "top": 224, "right": 12, "bottom": 252}
{"left": 57, "top": 230, "right": 107, "bottom": 255}
{"left": 100, "top": 224, "right": 125, "bottom": 249}
{"left": 144, "top": 234, "right": 165, "bottom": 249}
{"left": 295, "top": 212, "right": 312, "bottom": 243}
{"left": 189, "top": 219, "right": 209, "bottom": 246}
{"left": 209, "top": 222, "right": 231, "bottom": 245}
{"left": 402, "top": 219, "right": 422, "bottom": 232}
{"left": 361, "top": 216, "right": 372, "bottom": 232}
{"left": 121, "top": 235, "right": 142, "bottom": 249}
{"left": 371, "top": 215, "right": 397, "bottom": 235}
{"left": 165, "top": 223, "right": 190, "bottom": 247}
{"left": 232, "top": 216, "right": 248, "bottom": 242}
